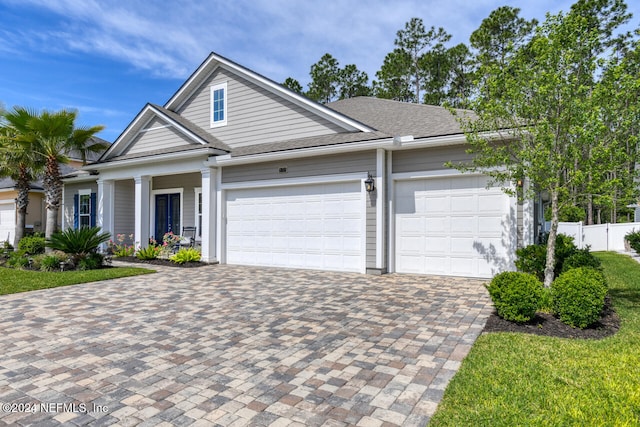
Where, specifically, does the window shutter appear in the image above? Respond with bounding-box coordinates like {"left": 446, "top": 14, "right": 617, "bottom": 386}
{"left": 73, "top": 194, "right": 79, "bottom": 229}
{"left": 90, "top": 193, "right": 97, "bottom": 227}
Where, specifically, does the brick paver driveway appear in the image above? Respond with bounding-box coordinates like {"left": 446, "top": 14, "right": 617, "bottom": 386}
{"left": 0, "top": 264, "right": 492, "bottom": 426}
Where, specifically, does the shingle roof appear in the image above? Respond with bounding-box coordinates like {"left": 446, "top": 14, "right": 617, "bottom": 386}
{"left": 326, "top": 97, "right": 472, "bottom": 139}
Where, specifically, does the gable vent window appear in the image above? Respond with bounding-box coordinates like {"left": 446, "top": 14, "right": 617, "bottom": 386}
{"left": 210, "top": 82, "right": 227, "bottom": 128}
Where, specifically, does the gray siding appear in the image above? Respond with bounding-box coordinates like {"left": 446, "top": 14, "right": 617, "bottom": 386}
{"left": 125, "top": 118, "right": 192, "bottom": 156}
{"left": 114, "top": 180, "right": 135, "bottom": 238}
{"left": 392, "top": 145, "right": 472, "bottom": 173}
{"left": 222, "top": 151, "right": 376, "bottom": 184}
{"left": 63, "top": 182, "right": 98, "bottom": 229}
{"left": 178, "top": 68, "right": 345, "bottom": 149}
{"left": 153, "top": 173, "right": 200, "bottom": 231}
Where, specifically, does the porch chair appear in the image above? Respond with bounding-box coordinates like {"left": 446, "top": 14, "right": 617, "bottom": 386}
{"left": 180, "top": 226, "right": 197, "bottom": 249}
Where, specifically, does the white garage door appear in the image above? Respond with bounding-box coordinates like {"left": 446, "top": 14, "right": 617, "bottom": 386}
{"left": 226, "top": 181, "right": 364, "bottom": 272}
{"left": 0, "top": 203, "right": 16, "bottom": 244}
{"left": 395, "top": 175, "right": 514, "bottom": 278}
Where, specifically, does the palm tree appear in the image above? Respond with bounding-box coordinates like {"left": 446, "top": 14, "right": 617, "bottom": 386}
{"left": 11, "top": 107, "right": 106, "bottom": 240}
{"left": 0, "top": 109, "right": 42, "bottom": 246}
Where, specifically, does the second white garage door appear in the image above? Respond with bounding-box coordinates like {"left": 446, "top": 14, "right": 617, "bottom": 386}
{"left": 226, "top": 181, "right": 364, "bottom": 272}
{"left": 395, "top": 175, "right": 515, "bottom": 278}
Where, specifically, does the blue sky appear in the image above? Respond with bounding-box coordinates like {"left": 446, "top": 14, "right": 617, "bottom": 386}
{"left": 1, "top": 0, "right": 639, "bottom": 142}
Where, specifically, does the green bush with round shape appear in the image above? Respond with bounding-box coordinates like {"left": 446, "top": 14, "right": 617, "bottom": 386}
{"left": 487, "top": 271, "right": 544, "bottom": 323}
{"left": 18, "top": 236, "right": 46, "bottom": 255}
{"left": 561, "top": 247, "right": 602, "bottom": 273}
{"left": 625, "top": 229, "right": 640, "bottom": 254}
{"left": 551, "top": 267, "right": 608, "bottom": 329}
{"left": 77, "top": 252, "right": 104, "bottom": 271}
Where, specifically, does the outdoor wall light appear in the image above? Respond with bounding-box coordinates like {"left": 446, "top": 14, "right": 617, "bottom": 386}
{"left": 365, "top": 173, "right": 375, "bottom": 193}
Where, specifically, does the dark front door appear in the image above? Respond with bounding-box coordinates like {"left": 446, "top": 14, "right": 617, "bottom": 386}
{"left": 155, "top": 193, "right": 180, "bottom": 240}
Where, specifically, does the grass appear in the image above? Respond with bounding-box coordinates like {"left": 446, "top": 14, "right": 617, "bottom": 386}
{"left": 430, "top": 252, "right": 640, "bottom": 426}
{"left": 0, "top": 265, "right": 154, "bottom": 296}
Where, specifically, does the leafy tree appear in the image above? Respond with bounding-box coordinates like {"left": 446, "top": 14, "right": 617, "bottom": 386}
{"left": 373, "top": 49, "right": 415, "bottom": 102}
{"left": 307, "top": 53, "right": 340, "bottom": 103}
{"left": 446, "top": 43, "right": 476, "bottom": 108}
{"left": 0, "top": 109, "right": 43, "bottom": 246}
{"left": 452, "top": 0, "right": 632, "bottom": 287}
{"left": 470, "top": 6, "right": 538, "bottom": 70}
{"left": 394, "top": 18, "right": 451, "bottom": 103}
{"left": 338, "top": 64, "right": 370, "bottom": 99}
{"left": 10, "top": 107, "right": 106, "bottom": 241}
{"left": 282, "top": 77, "right": 304, "bottom": 94}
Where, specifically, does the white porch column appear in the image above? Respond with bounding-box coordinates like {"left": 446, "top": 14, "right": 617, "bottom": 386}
{"left": 134, "top": 175, "right": 151, "bottom": 249}
{"left": 97, "top": 179, "right": 115, "bottom": 237}
{"left": 200, "top": 167, "right": 218, "bottom": 263}
{"left": 376, "top": 148, "right": 386, "bottom": 271}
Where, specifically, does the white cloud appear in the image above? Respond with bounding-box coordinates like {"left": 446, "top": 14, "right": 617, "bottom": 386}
{"left": 2, "top": 0, "right": 624, "bottom": 86}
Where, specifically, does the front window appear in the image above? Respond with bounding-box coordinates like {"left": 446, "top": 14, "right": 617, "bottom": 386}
{"left": 210, "top": 82, "right": 227, "bottom": 127}
{"left": 79, "top": 193, "right": 91, "bottom": 227}
{"left": 195, "top": 189, "right": 202, "bottom": 239}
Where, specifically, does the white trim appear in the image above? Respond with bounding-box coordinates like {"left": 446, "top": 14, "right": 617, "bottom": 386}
{"left": 210, "top": 82, "right": 228, "bottom": 128}
{"left": 387, "top": 151, "right": 395, "bottom": 273}
{"left": 375, "top": 148, "right": 385, "bottom": 270}
{"left": 88, "top": 147, "right": 221, "bottom": 171}
{"left": 392, "top": 169, "right": 483, "bottom": 181}
{"left": 78, "top": 188, "right": 92, "bottom": 196}
{"left": 220, "top": 172, "right": 366, "bottom": 191}
{"left": 150, "top": 188, "right": 184, "bottom": 240}
{"left": 205, "top": 138, "right": 396, "bottom": 168}
{"left": 77, "top": 190, "right": 92, "bottom": 228}
{"left": 216, "top": 169, "right": 224, "bottom": 264}
{"left": 0, "top": 200, "right": 15, "bottom": 205}
{"left": 194, "top": 187, "right": 202, "bottom": 240}
{"left": 140, "top": 124, "right": 172, "bottom": 132}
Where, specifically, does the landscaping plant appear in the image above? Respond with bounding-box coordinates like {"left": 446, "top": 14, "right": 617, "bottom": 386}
{"left": 46, "top": 226, "right": 111, "bottom": 267}
{"left": 487, "top": 271, "right": 544, "bottom": 323}
{"left": 136, "top": 245, "right": 161, "bottom": 260}
{"left": 624, "top": 229, "right": 640, "bottom": 254}
{"left": 551, "top": 267, "right": 608, "bottom": 328}
{"left": 17, "top": 235, "right": 45, "bottom": 255}
{"left": 170, "top": 248, "right": 201, "bottom": 264}
{"left": 107, "top": 233, "right": 135, "bottom": 257}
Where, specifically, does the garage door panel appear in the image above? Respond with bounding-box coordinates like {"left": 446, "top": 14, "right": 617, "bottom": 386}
{"left": 226, "top": 182, "right": 363, "bottom": 273}
{"left": 395, "top": 176, "right": 514, "bottom": 278}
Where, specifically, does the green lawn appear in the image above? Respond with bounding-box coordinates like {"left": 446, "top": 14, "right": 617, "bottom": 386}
{"left": 430, "top": 252, "right": 640, "bottom": 426}
{"left": 0, "top": 265, "right": 154, "bottom": 295}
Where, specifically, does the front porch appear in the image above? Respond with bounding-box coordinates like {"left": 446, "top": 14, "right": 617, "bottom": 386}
{"left": 96, "top": 166, "right": 219, "bottom": 263}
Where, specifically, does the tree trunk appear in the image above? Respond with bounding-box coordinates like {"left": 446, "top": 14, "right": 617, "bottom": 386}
{"left": 13, "top": 167, "right": 31, "bottom": 247}
{"left": 544, "top": 189, "right": 560, "bottom": 288}
{"left": 14, "top": 208, "right": 26, "bottom": 247}
{"left": 43, "top": 156, "right": 62, "bottom": 251}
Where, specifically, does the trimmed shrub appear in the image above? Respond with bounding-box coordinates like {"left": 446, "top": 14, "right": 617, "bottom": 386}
{"left": 516, "top": 233, "right": 578, "bottom": 281}
{"left": 561, "top": 247, "right": 602, "bottom": 273}
{"left": 487, "top": 271, "right": 544, "bottom": 323}
{"left": 18, "top": 236, "right": 46, "bottom": 255}
{"left": 170, "top": 248, "right": 201, "bottom": 264}
{"left": 551, "top": 267, "right": 608, "bottom": 328}
{"left": 625, "top": 229, "right": 640, "bottom": 254}
{"left": 515, "top": 244, "right": 547, "bottom": 281}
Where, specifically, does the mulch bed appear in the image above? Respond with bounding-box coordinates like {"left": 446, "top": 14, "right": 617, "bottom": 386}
{"left": 113, "top": 256, "right": 208, "bottom": 268}
{"left": 482, "top": 296, "right": 620, "bottom": 339}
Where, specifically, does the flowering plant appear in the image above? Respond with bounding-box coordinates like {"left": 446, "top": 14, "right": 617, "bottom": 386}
{"left": 107, "top": 233, "right": 135, "bottom": 257}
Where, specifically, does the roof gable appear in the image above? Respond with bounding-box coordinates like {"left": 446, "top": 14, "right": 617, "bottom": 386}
{"left": 98, "top": 104, "right": 230, "bottom": 162}
{"left": 165, "top": 52, "right": 374, "bottom": 134}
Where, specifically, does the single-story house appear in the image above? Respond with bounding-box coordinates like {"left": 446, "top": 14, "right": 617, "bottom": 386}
{"left": 62, "top": 52, "right": 535, "bottom": 278}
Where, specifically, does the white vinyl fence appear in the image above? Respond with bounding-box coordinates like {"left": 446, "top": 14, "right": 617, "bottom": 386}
{"left": 556, "top": 221, "right": 640, "bottom": 251}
